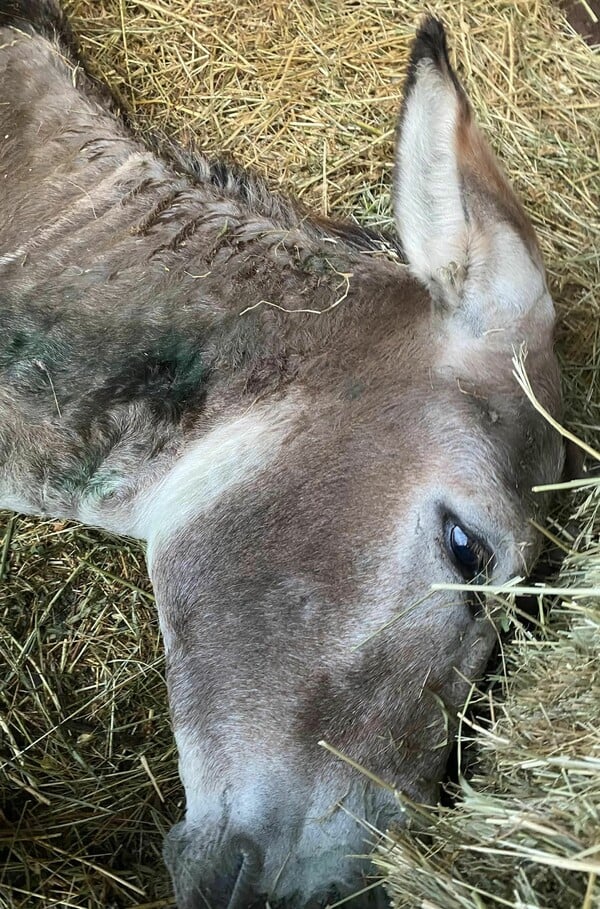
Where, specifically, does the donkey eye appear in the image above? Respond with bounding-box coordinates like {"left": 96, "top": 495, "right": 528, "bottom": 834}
{"left": 446, "top": 522, "right": 490, "bottom": 581}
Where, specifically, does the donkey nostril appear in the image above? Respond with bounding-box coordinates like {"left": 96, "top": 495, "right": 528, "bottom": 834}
{"left": 164, "top": 823, "right": 264, "bottom": 909}
{"left": 200, "top": 834, "right": 264, "bottom": 909}
{"left": 218, "top": 835, "right": 263, "bottom": 909}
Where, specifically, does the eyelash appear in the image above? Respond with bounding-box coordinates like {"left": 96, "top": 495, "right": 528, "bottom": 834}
{"left": 444, "top": 517, "right": 492, "bottom": 583}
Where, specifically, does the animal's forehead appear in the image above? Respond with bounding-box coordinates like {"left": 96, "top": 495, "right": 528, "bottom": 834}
{"left": 300, "top": 361, "right": 562, "bottom": 537}
{"left": 328, "top": 296, "right": 560, "bottom": 465}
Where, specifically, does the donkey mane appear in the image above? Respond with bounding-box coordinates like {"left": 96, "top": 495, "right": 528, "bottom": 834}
{"left": 154, "top": 136, "right": 405, "bottom": 260}
{"left": 3, "top": 1, "right": 405, "bottom": 265}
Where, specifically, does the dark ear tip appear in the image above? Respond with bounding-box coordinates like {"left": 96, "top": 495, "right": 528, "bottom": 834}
{"left": 410, "top": 16, "right": 450, "bottom": 70}
{"left": 403, "top": 16, "right": 461, "bottom": 100}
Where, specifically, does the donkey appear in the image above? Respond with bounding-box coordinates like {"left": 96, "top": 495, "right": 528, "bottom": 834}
{"left": 0, "top": 1, "right": 565, "bottom": 906}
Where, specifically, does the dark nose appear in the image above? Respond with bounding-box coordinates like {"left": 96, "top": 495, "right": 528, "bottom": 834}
{"left": 165, "top": 823, "right": 390, "bottom": 908}
{"left": 207, "top": 835, "right": 263, "bottom": 909}
{"left": 165, "top": 829, "right": 263, "bottom": 909}
{"left": 245, "top": 884, "right": 389, "bottom": 909}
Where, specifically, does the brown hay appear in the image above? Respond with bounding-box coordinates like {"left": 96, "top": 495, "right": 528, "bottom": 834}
{"left": 0, "top": 0, "right": 598, "bottom": 906}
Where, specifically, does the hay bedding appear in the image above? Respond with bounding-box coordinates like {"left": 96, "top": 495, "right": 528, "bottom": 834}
{"left": 0, "top": 0, "right": 598, "bottom": 906}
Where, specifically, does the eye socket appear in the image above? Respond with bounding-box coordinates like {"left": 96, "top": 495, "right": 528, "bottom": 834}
{"left": 446, "top": 521, "right": 491, "bottom": 582}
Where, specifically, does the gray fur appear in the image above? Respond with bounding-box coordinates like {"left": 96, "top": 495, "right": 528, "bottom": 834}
{"left": 0, "top": 6, "right": 565, "bottom": 908}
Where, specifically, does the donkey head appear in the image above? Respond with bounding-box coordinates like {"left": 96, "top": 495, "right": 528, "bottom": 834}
{"left": 153, "top": 19, "right": 563, "bottom": 909}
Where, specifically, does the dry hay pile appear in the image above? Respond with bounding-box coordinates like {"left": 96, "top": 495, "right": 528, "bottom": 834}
{"left": 0, "top": 1, "right": 598, "bottom": 907}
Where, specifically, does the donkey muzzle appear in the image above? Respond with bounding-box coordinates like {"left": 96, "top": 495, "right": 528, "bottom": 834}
{"left": 165, "top": 825, "right": 264, "bottom": 909}
{"left": 164, "top": 819, "right": 389, "bottom": 908}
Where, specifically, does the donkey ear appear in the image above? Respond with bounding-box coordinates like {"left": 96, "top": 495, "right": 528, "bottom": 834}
{"left": 394, "top": 19, "right": 553, "bottom": 337}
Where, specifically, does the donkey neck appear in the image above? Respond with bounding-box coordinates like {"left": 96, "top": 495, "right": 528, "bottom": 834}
{"left": 0, "top": 145, "right": 407, "bottom": 538}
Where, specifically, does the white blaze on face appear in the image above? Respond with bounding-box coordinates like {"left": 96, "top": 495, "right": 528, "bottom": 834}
{"left": 135, "top": 400, "right": 299, "bottom": 566}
